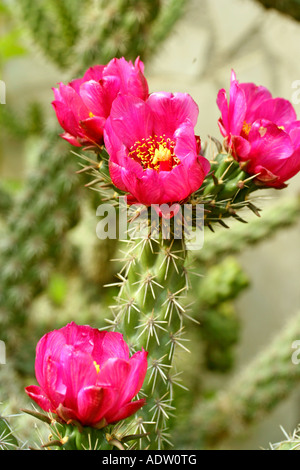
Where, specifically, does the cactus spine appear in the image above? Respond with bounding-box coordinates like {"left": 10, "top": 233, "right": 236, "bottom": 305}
{"left": 180, "top": 308, "right": 300, "bottom": 449}
{"left": 104, "top": 232, "right": 189, "bottom": 449}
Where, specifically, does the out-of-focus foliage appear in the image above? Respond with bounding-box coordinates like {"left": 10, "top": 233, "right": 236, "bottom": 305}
{"left": 255, "top": 0, "right": 300, "bottom": 22}
{"left": 0, "top": 0, "right": 300, "bottom": 451}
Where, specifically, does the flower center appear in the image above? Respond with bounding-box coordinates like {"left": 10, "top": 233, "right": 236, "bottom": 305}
{"left": 128, "top": 135, "right": 180, "bottom": 171}
{"left": 241, "top": 121, "right": 252, "bottom": 137}
{"left": 93, "top": 361, "right": 100, "bottom": 374}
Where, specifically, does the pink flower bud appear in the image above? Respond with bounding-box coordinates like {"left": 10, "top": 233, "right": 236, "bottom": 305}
{"left": 217, "top": 70, "right": 300, "bottom": 188}
{"left": 25, "top": 322, "right": 148, "bottom": 427}
{"left": 52, "top": 57, "right": 149, "bottom": 148}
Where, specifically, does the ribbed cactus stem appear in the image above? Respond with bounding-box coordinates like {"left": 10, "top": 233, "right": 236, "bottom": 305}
{"left": 106, "top": 233, "right": 190, "bottom": 449}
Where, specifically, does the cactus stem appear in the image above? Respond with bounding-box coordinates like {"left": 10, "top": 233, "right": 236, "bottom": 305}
{"left": 135, "top": 312, "right": 168, "bottom": 348}
{"left": 150, "top": 393, "right": 175, "bottom": 429}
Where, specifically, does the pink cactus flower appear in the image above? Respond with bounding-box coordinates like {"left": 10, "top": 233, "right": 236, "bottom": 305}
{"left": 52, "top": 57, "right": 149, "bottom": 148}
{"left": 217, "top": 70, "right": 300, "bottom": 188}
{"left": 104, "top": 92, "right": 210, "bottom": 206}
{"left": 25, "top": 322, "right": 148, "bottom": 427}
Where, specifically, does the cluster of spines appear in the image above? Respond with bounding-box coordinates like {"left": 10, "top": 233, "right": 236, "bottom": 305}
{"left": 177, "top": 307, "right": 300, "bottom": 450}
{"left": 0, "top": 133, "right": 82, "bottom": 361}
{"left": 16, "top": 0, "right": 188, "bottom": 74}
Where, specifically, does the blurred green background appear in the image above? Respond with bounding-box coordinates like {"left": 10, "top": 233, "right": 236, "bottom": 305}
{"left": 0, "top": 0, "right": 300, "bottom": 450}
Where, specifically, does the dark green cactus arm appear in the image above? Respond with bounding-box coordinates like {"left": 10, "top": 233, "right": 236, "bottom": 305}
{"left": 0, "top": 131, "right": 81, "bottom": 342}
{"left": 194, "top": 256, "right": 250, "bottom": 308}
{"left": 15, "top": 0, "right": 189, "bottom": 74}
{"left": 145, "top": 0, "right": 188, "bottom": 58}
{"left": 0, "top": 416, "right": 19, "bottom": 450}
{"left": 189, "top": 257, "right": 249, "bottom": 373}
{"left": 16, "top": 0, "right": 83, "bottom": 68}
{"left": 178, "top": 309, "right": 300, "bottom": 449}
{"left": 0, "top": 185, "right": 13, "bottom": 218}
{"left": 254, "top": 0, "right": 300, "bottom": 22}
{"left": 0, "top": 105, "right": 29, "bottom": 139}
{"left": 102, "top": 231, "right": 190, "bottom": 450}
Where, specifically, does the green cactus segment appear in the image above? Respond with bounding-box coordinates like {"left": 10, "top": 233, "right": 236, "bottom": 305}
{"left": 200, "top": 302, "right": 241, "bottom": 372}
{"left": 185, "top": 309, "right": 300, "bottom": 449}
{"left": 22, "top": 408, "right": 151, "bottom": 450}
{"left": 194, "top": 152, "right": 261, "bottom": 229}
{"left": 188, "top": 257, "right": 249, "bottom": 373}
{"left": 105, "top": 233, "right": 190, "bottom": 449}
{"left": 196, "top": 256, "right": 250, "bottom": 307}
{"left": 270, "top": 427, "right": 300, "bottom": 450}
{"left": 44, "top": 422, "right": 112, "bottom": 450}
{"left": 17, "top": 0, "right": 83, "bottom": 68}
{"left": 16, "top": 0, "right": 188, "bottom": 72}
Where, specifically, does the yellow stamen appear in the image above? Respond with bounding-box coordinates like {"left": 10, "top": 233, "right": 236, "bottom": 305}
{"left": 242, "top": 121, "right": 251, "bottom": 137}
{"left": 89, "top": 111, "right": 95, "bottom": 118}
{"left": 93, "top": 361, "right": 100, "bottom": 374}
{"left": 152, "top": 144, "right": 172, "bottom": 165}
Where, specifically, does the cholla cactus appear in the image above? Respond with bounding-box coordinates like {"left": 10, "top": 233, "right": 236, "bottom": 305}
{"left": 16, "top": 0, "right": 188, "bottom": 72}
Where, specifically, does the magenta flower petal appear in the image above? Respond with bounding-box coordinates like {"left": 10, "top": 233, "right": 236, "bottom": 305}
{"left": 60, "top": 132, "right": 82, "bottom": 147}
{"left": 77, "top": 386, "right": 117, "bottom": 426}
{"left": 106, "top": 399, "right": 146, "bottom": 424}
{"left": 109, "top": 94, "right": 154, "bottom": 149}
{"left": 80, "top": 77, "right": 120, "bottom": 118}
{"left": 59, "top": 346, "right": 98, "bottom": 412}
{"left": 228, "top": 80, "right": 247, "bottom": 135}
{"left": 79, "top": 116, "right": 106, "bottom": 144}
{"left": 239, "top": 82, "right": 272, "bottom": 122}
{"left": 217, "top": 89, "right": 229, "bottom": 137}
{"left": 82, "top": 64, "right": 106, "bottom": 82}
{"left": 25, "top": 385, "right": 53, "bottom": 412}
{"left": 103, "top": 57, "right": 149, "bottom": 101}
{"left": 253, "top": 97, "right": 297, "bottom": 126}
{"left": 92, "top": 331, "right": 130, "bottom": 366}
{"left": 125, "top": 350, "right": 148, "bottom": 400}
{"left": 246, "top": 120, "right": 294, "bottom": 175}
{"left": 230, "top": 135, "right": 251, "bottom": 160}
